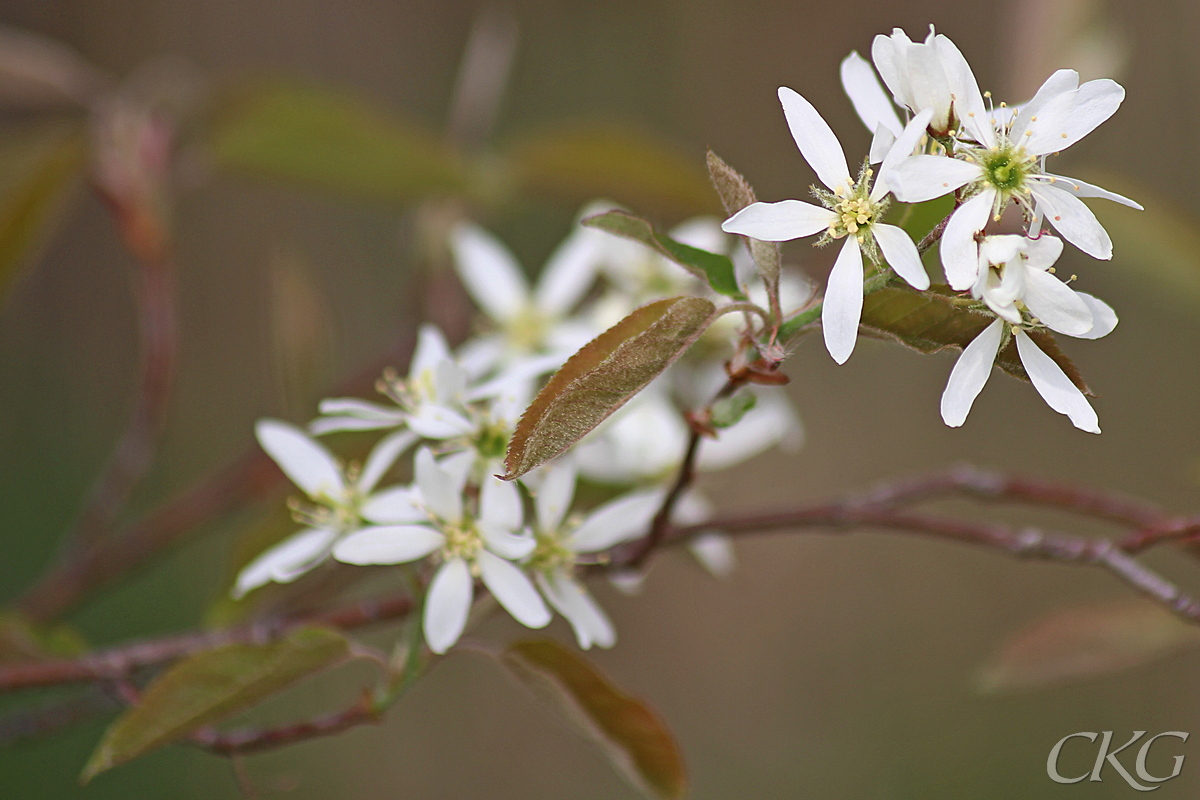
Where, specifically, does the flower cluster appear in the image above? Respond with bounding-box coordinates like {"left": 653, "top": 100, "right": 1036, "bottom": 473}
{"left": 234, "top": 210, "right": 802, "bottom": 653}
{"left": 724, "top": 25, "right": 1137, "bottom": 431}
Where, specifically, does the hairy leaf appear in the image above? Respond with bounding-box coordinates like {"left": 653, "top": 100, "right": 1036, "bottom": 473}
{"left": 82, "top": 627, "right": 350, "bottom": 782}
{"left": 503, "top": 296, "right": 716, "bottom": 479}
{"left": 583, "top": 209, "right": 745, "bottom": 300}
{"left": 859, "top": 284, "right": 1093, "bottom": 395}
{"left": 209, "top": 82, "right": 469, "bottom": 204}
{"left": 506, "top": 122, "right": 718, "bottom": 218}
{"left": 975, "top": 601, "right": 1200, "bottom": 693}
{"left": 706, "top": 149, "right": 780, "bottom": 284}
{"left": 502, "top": 640, "right": 686, "bottom": 799}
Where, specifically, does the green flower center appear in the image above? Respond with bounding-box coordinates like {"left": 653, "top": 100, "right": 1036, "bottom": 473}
{"left": 981, "top": 145, "right": 1035, "bottom": 193}
{"left": 440, "top": 520, "right": 483, "bottom": 562}
{"left": 528, "top": 529, "right": 577, "bottom": 573}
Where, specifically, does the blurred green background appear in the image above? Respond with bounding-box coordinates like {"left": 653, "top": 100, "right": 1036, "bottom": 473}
{"left": 2, "top": 0, "right": 1200, "bottom": 797}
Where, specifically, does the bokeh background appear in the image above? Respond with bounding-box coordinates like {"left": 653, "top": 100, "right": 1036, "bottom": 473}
{"left": 2, "top": 0, "right": 1200, "bottom": 797}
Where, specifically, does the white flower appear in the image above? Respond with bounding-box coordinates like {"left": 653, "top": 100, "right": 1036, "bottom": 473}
{"left": 867, "top": 26, "right": 981, "bottom": 137}
{"left": 721, "top": 88, "right": 934, "bottom": 363}
{"left": 526, "top": 462, "right": 663, "bottom": 649}
{"left": 889, "top": 67, "right": 1140, "bottom": 289}
{"left": 940, "top": 235, "right": 1117, "bottom": 432}
{"left": 232, "top": 420, "right": 417, "bottom": 597}
{"left": 332, "top": 447, "right": 549, "bottom": 654}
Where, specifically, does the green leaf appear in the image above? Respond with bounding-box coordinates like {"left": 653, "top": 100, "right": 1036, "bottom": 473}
{"left": 0, "top": 127, "right": 85, "bottom": 302}
{"left": 706, "top": 149, "right": 780, "bottom": 285}
{"left": 82, "top": 627, "right": 351, "bottom": 782}
{"left": 506, "top": 121, "right": 718, "bottom": 218}
{"left": 975, "top": 601, "right": 1200, "bottom": 694}
{"left": 503, "top": 296, "right": 717, "bottom": 479}
{"left": 710, "top": 390, "right": 756, "bottom": 429}
{"left": 502, "top": 640, "right": 686, "bottom": 799}
{"left": 582, "top": 209, "right": 746, "bottom": 300}
{"left": 0, "top": 611, "right": 87, "bottom": 663}
{"left": 209, "top": 81, "right": 469, "bottom": 204}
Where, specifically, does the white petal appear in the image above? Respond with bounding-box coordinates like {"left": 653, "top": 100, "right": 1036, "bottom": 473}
{"left": 777, "top": 86, "right": 850, "bottom": 191}
{"left": 821, "top": 237, "right": 864, "bottom": 364}
{"left": 537, "top": 570, "right": 615, "bottom": 649}
{"left": 873, "top": 109, "right": 934, "bottom": 201}
{"left": 941, "top": 190, "right": 994, "bottom": 290}
{"left": 415, "top": 447, "right": 463, "bottom": 523}
{"left": 1007, "top": 69, "right": 1079, "bottom": 141}
{"left": 721, "top": 200, "right": 835, "bottom": 242}
{"left": 888, "top": 155, "right": 979, "bottom": 203}
{"left": 316, "top": 398, "right": 403, "bottom": 421}
{"left": 1022, "top": 269, "right": 1094, "bottom": 336}
{"left": 868, "top": 124, "right": 896, "bottom": 165}
{"left": 940, "top": 318, "right": 1003, "bottom": 427}
{"left": 688, "top": 532, "right": 736, "bottom": 579}
{"left": 308, "top": 416, "right": 397, "bottom": 435}
{"left": 905, "top": 38, "right": 954, "bottom": 131}
{"left": 255, "top": 419, "right": 345, "bottom": 501}
{"left": 406, "top": 404, "right": 475, "bottom": 439}
{"left": 535, "top": 225, "right": 603, "bottom": 316}
{"left": 840, "top": 51, "right": 902, "bottom": 136}
{"left": 872, "top": 223, "right": 929, "bottom": 289}
{"left": 479, "top": 474, "right": 523, "bottom": 531}
{"left": 360, "top": 485, "right": 426, "bottom": 524}
{"left": 669, "top": 217, "right": 728, "bottom": 252}
{"left": 1019, "top": 234, "right": 1064, "bottom": 272}
{"left": 535, "top": 461, "right": 577, "bottom": 532}
{"left": 359, "top": 430, "right": 418, "bottom": 493}
{"left": 571, "top": 489, "right": 664, "bottom": 553}
{"left": 478, "top": 551, "right": 551, "bottom": 629}
{"left": 1072, "top": 292, "right": 1118, "bottom": 339}
{"left": 1044, "top": 173, "right": 1143, "bottom": 210}
{"left": 1024, "top": 79, "right": 1124, "bottom": 156}
{"left": 424, "top": 558, "right": 474, "bottom": 654}
{"left": 1030, "top": 183, "right": 1112, "bottom": 260}
{"left": 333, "top": 525, "right": 444, "bottom": 565}
{"left": 936, "top": 33, "right": 993, "bottom": 146}
{"left": 479, "top": 524, "right": 536, "bottom": 560}
{"left": 449, "top": 223, "right": 529, "bottom": 324}
{"left": 410, "top": 325, "right": 452, "bottom": 378}
{"left": 872, "top": 30, "right": 914, "bottom": 110}
{"left": 1015, "top": 330, "right": 1099, "bottom": 433}
{"left": 233, "top": 527, "right": 337, "bottom": 598}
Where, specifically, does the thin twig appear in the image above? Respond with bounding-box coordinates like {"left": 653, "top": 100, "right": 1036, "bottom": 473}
{"left": 191, "top": 695, "right": 380, "bottom": 756}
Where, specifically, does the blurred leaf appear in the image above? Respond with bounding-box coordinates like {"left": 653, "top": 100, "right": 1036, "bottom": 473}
{"left": 502, "top": 640, "right": 686, "bottom": 799}
{"left": 82, "top": 627, "right": 350, "bottom": 782}
{"left": 710, "top": 390, "right": 756, "bottom": 429}
{"left": 506, "top": 122, "right": 718, "bottom": 219}
{"left": 269, "top": 247, "right": 337, "bottom": 415}
{"left": 975, "top": 601, "right": 1200, "bottom": 694}
{"left": 583, "top": 210, "right": 745, "bottom": 300}
{"left": 0, "top": 611, "right": 87, "bottom": 663}
{"left": 209, "top": 81, "right": 469, "bottom": 204}
{"left": 892, "top": 194, "right": 954, "bottom": 249}
{"left": 706, "top": 149, "right": 780, "bottom": 284}
{"left": 860, "top": 284, "right": 1093, "bottom": 395}
{"left": 0, "top": 127, "right": 85, "bottom": 302}
{"left": 503, "top": 296, "right": 716, "bottom": 479}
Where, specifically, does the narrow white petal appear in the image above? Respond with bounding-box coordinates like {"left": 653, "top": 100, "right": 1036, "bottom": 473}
{"left": 1019, "top": 234, "right": 1064, "bottom": 272}
{"left": 873, "top": 109, "right": 934, "bottom": 200}
{"left": 410, "top": 325, "right": 452, "bottom": 378}
{"left": 822, "top": 237, "right": 864, "bottom": 364}
{"left": 308, "top": 416, "right": 397, "bottom": 435}
{"left": 1025, "top": 79, "right": 1124, "bottom": 156}
{"left": 873, "top": 223, "right": 929, "bottom": 289}
{"left": 1030, "top": 183, "right": 1112, "bottom": 259}
{"left": 535, "top": 461, "right": 577, "bottom": 533}
{"left": 255, "top": 419, "right": 345, "bottom": 500}
{"left": 840, "top": 51, "right": 902, "bottom": 136}
{"left": 316, "top": 398, "right": 403, "bottom": 420}
{"left": 538, "top": 570, "right": 615, "bottom": 649}
{"left": 360, "top": 485, "right": 426, "bottom": 524}
{"left": 1007, "top": 69, "right": 1079, "bottom": 140}
{"left": 940, "top": 318, "right": 1003, "bottom": 427}
{"left": 233, "top": 527, "right": 337, "bottom": 598}
{"left": 668, "top": 217, "right": 727, "bottom": 252}
{"left": 359, "top": 430, "right": 418, "bottom": 493}
{"left": 1015, "top": 330, "right": 1100, "bottom": 433}
{"left": 449, "top": 223, "right": 529, "bottom": 324}
{"left": 777, "top": 86, "right": 850, "bottom": 191}
{"left": 534, "top": 226, "right": 603, "bottom": 316}
{"left": 333, "top": 525, "right": 444, "bottom": 565}
{"left": 571, "top": 489, "right": 665, "bottom": 553}
{"left": 1023, "top": 269, "right": 1094, "bottom": 336}
{"left": 936, "top": 33, "right": 993, "bottom": 147}
{"left": 721, "top": 200, "right": 835, "bottom": 242}
{"left": 479, "top": 474, "right": 523, "bottom": 531}
{"left": 941, "top": 190, "right": 994, "bottom": 290}
{"left": 424, "top": 559, "right": 474, "bottom": 653}
{"left": 479, "top": 551, "right": 551, "bottom": 629}
{"left": 1073, "top": 292, "right": 1118, "bottom": 340}
{"left": 868, "top": 123, "right": 896, "bottom": 165}
{"left": 479, "top": 524, "right": 536, "bottom": 560}
{"left": 415, "top": 447, "right": 463, "bottom": 523}
{"left": 872, "top": 32, "right": 913, "bottom": 109}
{"left": 688, "top": 532, "right": 736, "bottom": 579}
{"left": 406, "top": 404, "right": 475, "bottom": 439}
{"left": 888, "top": 155, "right": 979, "bottom": 203}
{"left": 1043, "top": 173, "right": 1143, "bottom": 210}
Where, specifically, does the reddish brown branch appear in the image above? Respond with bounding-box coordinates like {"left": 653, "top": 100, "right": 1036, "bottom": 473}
{"left": 191, "top": 694, "right": 381, "bottom": 756}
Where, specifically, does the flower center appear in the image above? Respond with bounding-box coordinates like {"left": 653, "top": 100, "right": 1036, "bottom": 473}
{"left": 440, "top": 520, "right": 483, "bottom": 562}
{"left": 981, "top": 145, "right": 1035, "bottom": 193}
{"left": 505, "top": 305, "right": 551, "bottom": 352}
{"left": 831, "top": 195, "right": 875, "bottom": 238}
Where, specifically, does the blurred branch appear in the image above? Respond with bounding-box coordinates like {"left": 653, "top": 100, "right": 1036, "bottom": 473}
{"left": 190, "top": 693, "right": 380, "bottom": 756}
{"left": 445, "top": 6, "right": 519, "bottom": 151}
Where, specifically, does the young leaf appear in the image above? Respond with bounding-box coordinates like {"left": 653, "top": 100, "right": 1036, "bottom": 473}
{"left": 209, "top": 82, "right": 469, "bottom": 204}
{"left": 975, "top": 601, "right": 1200, "bottom": 694}
{"left": 582, "top": 209, "right": 746, "bottom": 300}
{"left": 503, "top": 296, "right": 716, "bottom": 480}
{"left": 81, "top": 627, "right": 351, "bottom": 782}
{"left": 710, "top": 390, "right": 756, "bottom": 429}
{"left": 502, "top": 640, "right": 686, "bottom": 799}
{"left": 706, "top": 149, "right": 780, "bottom": 285}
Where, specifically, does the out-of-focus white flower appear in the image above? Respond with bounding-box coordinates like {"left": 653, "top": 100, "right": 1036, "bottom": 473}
{"left": 940, "top": 234, "right": 1117, "bottom": 432}
{"left": 232, "top": 420, "right": 417, "bottom": 598}
{"left": 722, "top": 89, "right": 933, "bottom": 363}
{"left": 332, "top": 447, "right": 549, "bottom": 654}
{"left": 526, "top": 461, "right": 663, "bottom": 649}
